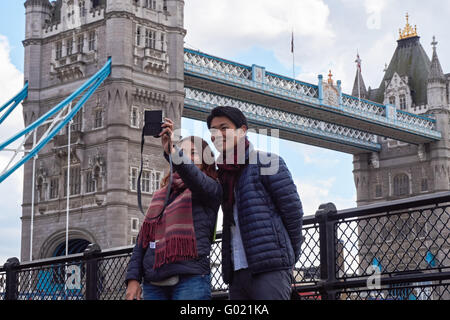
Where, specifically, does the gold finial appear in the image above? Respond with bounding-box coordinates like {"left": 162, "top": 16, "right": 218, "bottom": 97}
{"left": 328, "top": 70, "right": 333, "bottom": 85}
{"left": 399, "top": 12, "right": 418, "bottom": 40}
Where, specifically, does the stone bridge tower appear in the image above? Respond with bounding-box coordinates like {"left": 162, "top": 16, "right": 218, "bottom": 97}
{"left": 353, "top": 16, "right": 450, "bottom": 206}
{"left": 22, "top": 0, "right": 185, "bottom": 261}
{"left": 352, "top": 15, "right": 450, "bottom": 281}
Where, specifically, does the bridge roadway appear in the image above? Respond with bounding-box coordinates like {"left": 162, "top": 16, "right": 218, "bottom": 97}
{"left": 183, "top": 49, "right": 441, "bottom": 154}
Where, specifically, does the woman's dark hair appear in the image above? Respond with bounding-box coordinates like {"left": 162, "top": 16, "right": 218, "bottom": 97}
{"left": 160, "top": 136, "right": 217, "bottom": 188}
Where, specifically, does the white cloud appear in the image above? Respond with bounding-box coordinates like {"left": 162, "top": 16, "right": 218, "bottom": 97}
{"left": 364, "top": 0, "right": 387, "bottom": 13}
{"left": 295, "top": 178, "right": 356, "bottom": 216}
{"left": 0, "top": 34, "right": 24, "bottom": 265}
{"left": 184, "top": 0, "right": 450, "bottom": 96}
{"left": 290, "top": 143, "right": 341, "bottom": 167}
{"left": 185, "top": 0, "right": 335, "bottom": 71}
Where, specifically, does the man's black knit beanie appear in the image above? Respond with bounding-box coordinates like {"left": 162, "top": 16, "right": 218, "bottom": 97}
{"left": 206, "top": 106, "right": 248, "bottom": 130}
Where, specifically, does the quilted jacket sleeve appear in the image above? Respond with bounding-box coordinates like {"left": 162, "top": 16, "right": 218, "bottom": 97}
{"left": 164, "top": 147, "right": 222, "bottom": 208}
{"left": 125, "top": 238, "right": 144, "bottom": 285}
{"left": 261, "top": 154, "right": 304, "bottom": 262}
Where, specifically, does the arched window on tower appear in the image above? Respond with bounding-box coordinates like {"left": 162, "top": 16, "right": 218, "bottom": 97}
{"left": 393, "top": 174, "right": 409, "bottom": 197}
{"left": 136, "top": 26, "right": 141, "bottom": 46}
{"left": 86, "top": 170, "right": 97, "bottom": 193}
{"left": 421, "top": 178, "right": 428, "bottom": 192}
{"left": 399, "top": 94, "right": 407, "bottom": 110}
{"left": 80, "top": 1, "right": 86, "bottom": 17}
{"left": 37, "top": 177, "right": 44, "bottom": 202}
{"left": 389, "top": 96, "right": 396, "bottom": 106}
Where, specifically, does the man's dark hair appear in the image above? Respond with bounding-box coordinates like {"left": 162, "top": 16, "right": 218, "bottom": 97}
{"left": 206, "top": 106, "right": 248, "bottom": 130}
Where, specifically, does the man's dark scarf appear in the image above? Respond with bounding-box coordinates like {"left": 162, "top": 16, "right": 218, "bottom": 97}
{"left": 217, "top": 137, "right": 250, "bottom": 226}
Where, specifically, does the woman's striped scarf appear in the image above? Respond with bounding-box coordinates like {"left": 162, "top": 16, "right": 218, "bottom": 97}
{"left": 138, "top": 172, "right": 198, "bottom": 269}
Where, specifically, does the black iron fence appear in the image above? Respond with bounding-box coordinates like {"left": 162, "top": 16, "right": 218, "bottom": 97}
{"left": 1, "top": 191, "right": 450, "bottom": 300}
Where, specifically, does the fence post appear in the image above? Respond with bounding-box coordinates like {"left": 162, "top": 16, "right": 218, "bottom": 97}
{"left": 315, "top": 203, "right": 338, "bottom": 300}
{"left": 4, "top": 257, "right": 20, "bottom": 300}
{"left": 83, "top": 243, "right": 101, "bottom": 300}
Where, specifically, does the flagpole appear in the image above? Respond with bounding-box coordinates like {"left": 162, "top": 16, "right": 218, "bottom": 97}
{"left": 66, "top": 103, "right": 71, "bottom": 258}
{"left": 29, "top": 130, "right": 37, "bottom": 262}
{"left": 64, "top": 103, "right": 72, "bottom": 299}
{"left": 291, "top": 29, "right": 295, "bottom": 80}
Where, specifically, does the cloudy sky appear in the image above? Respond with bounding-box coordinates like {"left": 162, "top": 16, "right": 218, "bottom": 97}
{"left": 0, "top": 0, "right": 448, "bottom": 265}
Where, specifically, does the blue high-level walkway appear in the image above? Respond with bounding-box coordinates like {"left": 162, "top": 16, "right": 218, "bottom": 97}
{"left": 183, "top": 49, "right": 441, "bottom": 154}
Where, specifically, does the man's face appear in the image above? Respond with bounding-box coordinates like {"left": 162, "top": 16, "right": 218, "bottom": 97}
{"left": 209, "top": 116, "right": 247, "bottom": 153}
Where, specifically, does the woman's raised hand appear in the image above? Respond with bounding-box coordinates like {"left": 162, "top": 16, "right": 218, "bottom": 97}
{"left": 160, "top": 117, "right": 174, "bottom": 154}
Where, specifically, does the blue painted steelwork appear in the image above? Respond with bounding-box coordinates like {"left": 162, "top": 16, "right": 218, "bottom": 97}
{"left": 396, "top": 109, "right": 436, "bottom": 123}
{"left": 52, "top": 239, "right": 91, "bottom": 257}
{"left": 0, "top": 81, "right": 28, "bottom": 125}
{"left": 266, "top": 70, "right": 318, "bottom": 89}
{"left": 372, "top": 257, "right": 382, "bottom": 272}
{"left": 426, "top": 251, "right": 436, "bottom": 268}
{"left": 184, "top": 87, "right": 381, "bottom": 152}
{"left": 184, "top": 48, "right": 441, "bottom": 142}
{"left": 184, "top": 48, "right": 252, "bottom": 73}
{"left": 0, "top": 58, "right": 111, "bottom": 183}
{"left": 318, "top": 75, "right": 324, "bottom": 104}
{"left": 341, "top": 93, "right": 386, "bottom": 114}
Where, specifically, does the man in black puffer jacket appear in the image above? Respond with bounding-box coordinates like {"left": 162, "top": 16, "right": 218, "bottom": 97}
{"left": 207, "top": 106, "right": 304, "bottom": 300}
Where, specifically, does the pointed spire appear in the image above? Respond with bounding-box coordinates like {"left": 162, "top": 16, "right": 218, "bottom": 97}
{"left": 428, "top": 36, "right": 445, "bottom": 82}
{"left": 352, "top": 52, "right": 367, "bottom": 99}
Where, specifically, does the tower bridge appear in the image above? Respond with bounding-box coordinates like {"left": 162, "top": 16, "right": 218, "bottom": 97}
{"left": 183, "top": 48, "right": 441, "bottom": 148}
{"left": 0, "top": 2, "right": 449, "bottom": 301}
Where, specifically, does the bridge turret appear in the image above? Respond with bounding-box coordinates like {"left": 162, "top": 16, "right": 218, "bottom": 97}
{"left": 427, "top": 36, "right": 447, "bottom": 111}
{"left": 24, "top": 0, "right": 52, "bottom": 39}
{"left": 24, "top": 0, "right": 52, "bottom": 96}
{"left": 427, "top": 37, "right": 450, "bottom": 190}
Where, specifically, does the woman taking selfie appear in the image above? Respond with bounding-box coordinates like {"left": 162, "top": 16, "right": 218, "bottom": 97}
{"left": 125, "top": 118, "right": 222, "bottom": 300}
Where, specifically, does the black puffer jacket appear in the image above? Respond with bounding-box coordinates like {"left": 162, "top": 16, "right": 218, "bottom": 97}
{"left": 125, "top": 146, "right": 222, "bottom": 284}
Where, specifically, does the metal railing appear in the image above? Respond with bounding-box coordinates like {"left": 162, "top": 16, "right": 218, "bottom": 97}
{"left": 1, "top": 191, "right": 450, "bottom": 300}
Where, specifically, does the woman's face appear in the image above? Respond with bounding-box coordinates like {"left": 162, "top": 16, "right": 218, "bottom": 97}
{"left": 179, "top": 140, "right": 202, "bottom": 169}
